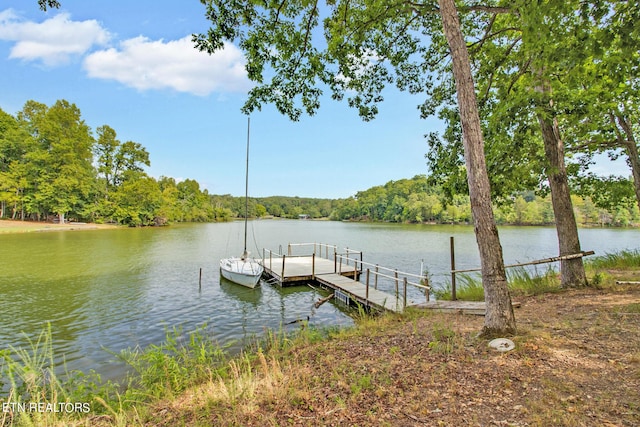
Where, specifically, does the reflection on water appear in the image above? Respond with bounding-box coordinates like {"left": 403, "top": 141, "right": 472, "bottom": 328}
{"left": 1, "top": 220, "right": 638, "bottom": 382}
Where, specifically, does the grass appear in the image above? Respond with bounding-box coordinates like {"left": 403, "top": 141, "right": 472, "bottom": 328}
{"left": 433, "top": 266, "right": 561, "bottom": 301}
{"left": 585, "top": 249, "right": 640, "bottom": 270}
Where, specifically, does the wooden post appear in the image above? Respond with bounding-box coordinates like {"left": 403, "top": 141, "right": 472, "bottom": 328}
{"left": 366, "top": 269, "right": 370, "bottom": 302}
{"left": 281, "top": 254, "right": 286, "bottom": 280}
{"left": 375, "top": 264, "right": 379, "bottom": 289}
{"left": 450, "top": 236, "right": 457, "bottom": 301}
{"left": 312, "top": 253, "right": 316, "bottom": 280}
{"left": 199, "top": 268, "right": 202, "bottom": 290}
{"left": 288, "top": 243, "right": 291, "bottom": 256}
{"left": 394, "top": 269, "right": 399, "bottom": 297}
{"left": 354, "top": 259, "right": 358, "bottom": 280}
{"left": 334, "top": 252, "right": 337, "bottom": 273}
{"left": 403, "top": 277, "right": 408, "bottom": 311}
{"left": 425, "top": 276, "right": 430, "bottom": 302}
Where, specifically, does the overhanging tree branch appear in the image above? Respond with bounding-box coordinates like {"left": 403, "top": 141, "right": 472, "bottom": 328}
{"left": 38, "top": 0, "right": 60, "bottom": 11}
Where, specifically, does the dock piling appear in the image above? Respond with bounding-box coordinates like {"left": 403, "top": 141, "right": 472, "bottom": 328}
{"left": 450, "top": 236, "right": 457, "bottom": 301}
{"left": 366, "top": 269, "right": 370, "bottom": 302}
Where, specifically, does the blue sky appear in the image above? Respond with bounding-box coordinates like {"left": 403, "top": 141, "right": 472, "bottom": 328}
{"left": 0, "top": 1, "right": 627, "bottom": 198}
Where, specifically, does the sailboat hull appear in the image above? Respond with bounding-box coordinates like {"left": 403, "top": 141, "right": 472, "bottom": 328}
{"left": 220, "top": 257, "right": 264, "bottom": 288}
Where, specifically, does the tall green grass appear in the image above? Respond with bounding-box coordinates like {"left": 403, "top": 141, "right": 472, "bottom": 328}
{"left": 507, "top": 266, "right": 560, "bottom": 296}
{"left": 586, "top": 249, "right": 640, "bottom": 270}
{"left": 433, "top": 266, "right": 561, "bottom": 301}
{"left": 0, "top": 323, "right": 104, "bottom": 426}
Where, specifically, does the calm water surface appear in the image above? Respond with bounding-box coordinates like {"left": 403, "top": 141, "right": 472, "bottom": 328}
{"left": 1, "top": 220, "right": 639, "bottom": 382}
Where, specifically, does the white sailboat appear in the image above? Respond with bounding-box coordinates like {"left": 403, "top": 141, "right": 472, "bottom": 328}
{"left": 220, "top": 117, "right": 264, "bottom": 288}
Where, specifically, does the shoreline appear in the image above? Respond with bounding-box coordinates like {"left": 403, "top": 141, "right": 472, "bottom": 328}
{"left": 0, "top": 219, "right": 120, "bottom": 234}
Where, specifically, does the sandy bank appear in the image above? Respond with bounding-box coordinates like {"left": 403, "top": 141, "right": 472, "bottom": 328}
{"left": 0, "top": 219, "right": 120, "bottom": 234}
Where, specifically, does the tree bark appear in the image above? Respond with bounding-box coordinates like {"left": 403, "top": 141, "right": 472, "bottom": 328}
{"left": 537, "top": 113, "right": 587, "bottom": 287}
{"left": 614, "top": 113, "right": 640, "bottom": 213}
{"left": 438, "top": 0, "right": 516, "bottom": 336}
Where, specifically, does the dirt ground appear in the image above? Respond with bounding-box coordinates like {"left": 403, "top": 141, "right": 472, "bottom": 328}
{"left": 143, "top": 283, "right": 640, "bottom": 427}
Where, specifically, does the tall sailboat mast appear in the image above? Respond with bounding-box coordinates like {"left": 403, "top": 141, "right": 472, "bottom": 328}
{"left": 219, "top": 115, "right": 263, "bottom": 288}
{"left": 242, "top": 116, "right": 250, "bottom": 258}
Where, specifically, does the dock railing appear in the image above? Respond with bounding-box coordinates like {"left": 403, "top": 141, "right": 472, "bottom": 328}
{"left": 335, "top": 254, "right": 430, "bottom": 310}
{"left": 287, "top": 243, "right": 337, "bottom": 259}
{"left": 262, "top": 247, "right": 286, "bottom": 280}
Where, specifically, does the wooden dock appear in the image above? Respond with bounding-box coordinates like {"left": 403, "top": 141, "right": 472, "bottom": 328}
{"left": 262, "top": 255, "right": 408, "bottom": 313}
{"left": 261, "top": 244, "right": 426, "bottom": 313}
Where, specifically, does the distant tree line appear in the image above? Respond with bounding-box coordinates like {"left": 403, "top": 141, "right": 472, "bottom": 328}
{"left": 329, "top": 175, "right": 639, "bottom": 227}
{"left": 0, "top": 100, "right": 225, "bottom": 226}
{"left": 1, "top": 100, "right": 636, "bottom": 227}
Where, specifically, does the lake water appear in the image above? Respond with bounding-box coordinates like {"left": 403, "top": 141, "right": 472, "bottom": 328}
{"left": 2, "top": 220, "right": 639, "bottom": 383}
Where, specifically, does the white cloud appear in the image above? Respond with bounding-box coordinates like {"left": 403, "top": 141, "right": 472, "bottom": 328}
{"left": 0, "top": 9, "right": 250, "bottom": 96}
{"left": 83, "top": 36, "right": 251, "bottom": 96}
{"left": 0, "top": 9, "right": 110, "bottom": 66}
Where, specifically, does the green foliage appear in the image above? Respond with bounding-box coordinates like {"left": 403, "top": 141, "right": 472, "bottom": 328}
{"left": 573, "top": 175, "right": 637, "bottom": 212}
{"left": 424, "top": 0, "right": 640, "bottom": 220}
{"left": 37, "top": 0, "right": 60, "bottom": 11}
{"left": 193, "top": 0, "right": 446, "bottom": 123}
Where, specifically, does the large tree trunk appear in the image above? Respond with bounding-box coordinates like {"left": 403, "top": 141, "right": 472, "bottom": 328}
{"left": 438, "top": 0, "right": 516, "bottom": 337}
{"left": 537, "top": 113, "right": 587, "bottom": 287}
{"left": 624, "top": 141, "right": 640, "bottom": 213}
{"left": 614, "top": 112, "right": 640, "bottom": 213}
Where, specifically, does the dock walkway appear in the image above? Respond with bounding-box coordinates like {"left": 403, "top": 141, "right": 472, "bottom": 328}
{"left": 315, "top": 273, "right": 408, "bottom": 312}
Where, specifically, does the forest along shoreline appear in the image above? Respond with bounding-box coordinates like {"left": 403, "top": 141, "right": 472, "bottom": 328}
{"left": 0, "top": 219, "right": 119, "bottom": 233}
